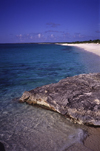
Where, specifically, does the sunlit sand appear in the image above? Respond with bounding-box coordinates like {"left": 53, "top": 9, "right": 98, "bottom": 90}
{"left": 61, "top": 43, "right": 100, "bottom": 57}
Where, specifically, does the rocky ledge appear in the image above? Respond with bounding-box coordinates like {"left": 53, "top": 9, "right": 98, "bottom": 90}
{"left": 19, "top": 73, "right": 100, "bottom": 126}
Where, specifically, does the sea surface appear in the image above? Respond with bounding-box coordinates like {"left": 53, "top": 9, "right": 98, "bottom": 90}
{"left": 0, "top": 43, "right": 100, "bottom": 151}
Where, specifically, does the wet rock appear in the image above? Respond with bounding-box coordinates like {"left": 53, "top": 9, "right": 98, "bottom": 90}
{"left": 19, "top": 73, "right": 100, "bottom": 126}
{"left": 0, "top": 142, "right": 5, "bottom": 151}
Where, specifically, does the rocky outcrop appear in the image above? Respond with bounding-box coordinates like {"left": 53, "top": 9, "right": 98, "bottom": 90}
{"left": 19, "top": 73, "right": 100, "bottom": 126}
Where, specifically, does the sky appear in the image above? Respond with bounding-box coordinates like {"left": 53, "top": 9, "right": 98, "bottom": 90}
{"left": 0, "top": 0, "right": 100, "bottom": 43}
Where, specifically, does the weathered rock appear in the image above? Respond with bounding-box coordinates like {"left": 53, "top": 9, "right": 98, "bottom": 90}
{"left": 19, "top": 73, "right": 100, "bottom": 126}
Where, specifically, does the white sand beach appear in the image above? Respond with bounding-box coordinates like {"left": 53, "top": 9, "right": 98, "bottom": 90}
{"left": 61, "top": 43, "right": 100, "bottom": 57}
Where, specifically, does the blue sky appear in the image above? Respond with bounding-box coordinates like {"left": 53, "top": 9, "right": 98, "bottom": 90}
{"left": 0, "top": 0, "right": 100, "bottom": 43}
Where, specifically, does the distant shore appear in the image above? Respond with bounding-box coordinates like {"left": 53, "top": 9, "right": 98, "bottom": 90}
{"left": 60, "top": 43, "right": 100, "bottom": 57}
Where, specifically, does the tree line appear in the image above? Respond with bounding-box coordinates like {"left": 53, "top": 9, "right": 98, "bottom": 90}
{"left": 69, "top": 39, "right": 100, "bottom": 44}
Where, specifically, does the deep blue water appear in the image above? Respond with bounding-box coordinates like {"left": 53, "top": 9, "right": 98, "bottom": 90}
{"left": 0, "top": 43, "right": 100, "bottom": 151}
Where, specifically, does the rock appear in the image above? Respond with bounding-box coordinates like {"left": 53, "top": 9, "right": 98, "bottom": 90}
{"left": 0, "top": 142, "right": 5, "bottom": 151}
{"left": 19, "top": 73, "right": 100, "bottom": 126}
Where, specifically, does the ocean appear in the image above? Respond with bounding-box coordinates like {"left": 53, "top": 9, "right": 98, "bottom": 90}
{"left": 0, "top": 43, "right": 100, "bottom": 151}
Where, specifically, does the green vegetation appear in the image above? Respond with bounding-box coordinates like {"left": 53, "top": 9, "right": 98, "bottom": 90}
{"left": 69, "top": 39, "right": 100, "bottom": 44}
{"left": 55, "top": 39, "right": 100, "bottom": 45}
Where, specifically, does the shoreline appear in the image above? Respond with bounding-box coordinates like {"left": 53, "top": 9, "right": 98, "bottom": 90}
{"left": 60, "top": 43, "right": 100, "bottom": 150}
{"left": 61, "top": 43, "right": 100, "bottom": 57}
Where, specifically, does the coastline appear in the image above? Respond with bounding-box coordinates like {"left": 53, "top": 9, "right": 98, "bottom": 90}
{"left": 61, "top": 43, "right": 100, "bottom": 57}
{"left": 1, "top": 43, "right": 100, "bottom": 151}
{"left": 61, "top": 43, "right": 100, "bottom": 151}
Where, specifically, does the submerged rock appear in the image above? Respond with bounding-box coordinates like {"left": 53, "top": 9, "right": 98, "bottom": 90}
{"left": 19, "top": 73, "right": 100, "bottom": 126}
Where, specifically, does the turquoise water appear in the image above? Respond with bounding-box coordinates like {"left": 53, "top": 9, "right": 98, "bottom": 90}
{"left": 0, "top": 43, "right": 100, "bottom": 151}
{"left": 0, "top": 44, "right": 86, "bottom": 95}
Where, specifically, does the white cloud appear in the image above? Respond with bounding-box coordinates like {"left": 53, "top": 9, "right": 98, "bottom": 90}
{"left": 19, "top": 34, "right": 22, "bottom": 37}
{"left": 16, "top": 34, "right": 22, "bottom": 38}
{"left": 51, "top": 34, "right": 54, "bottom": 38}
{"left": 38, "top": 33, "right": 41, "bottom": 38}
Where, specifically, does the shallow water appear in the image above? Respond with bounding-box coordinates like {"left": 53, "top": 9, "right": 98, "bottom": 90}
{"left": 0, "top": 43, "right": 100, "bottom": 151}
{"left": 0, "top": 103, "right": 86, "bottom": 151}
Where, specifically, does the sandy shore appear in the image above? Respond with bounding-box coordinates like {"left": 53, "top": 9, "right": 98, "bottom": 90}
{"left": 60, "top": 43, "right": 100, "bottom": 151}
{"left": 66, "top": 113, "right": 100, "bottom": 150}
{"left": 66, "top": 126, "right": 100, "bottom": 151}
{"left": 61, "top": 43, "right": 100, "bottom": 57}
